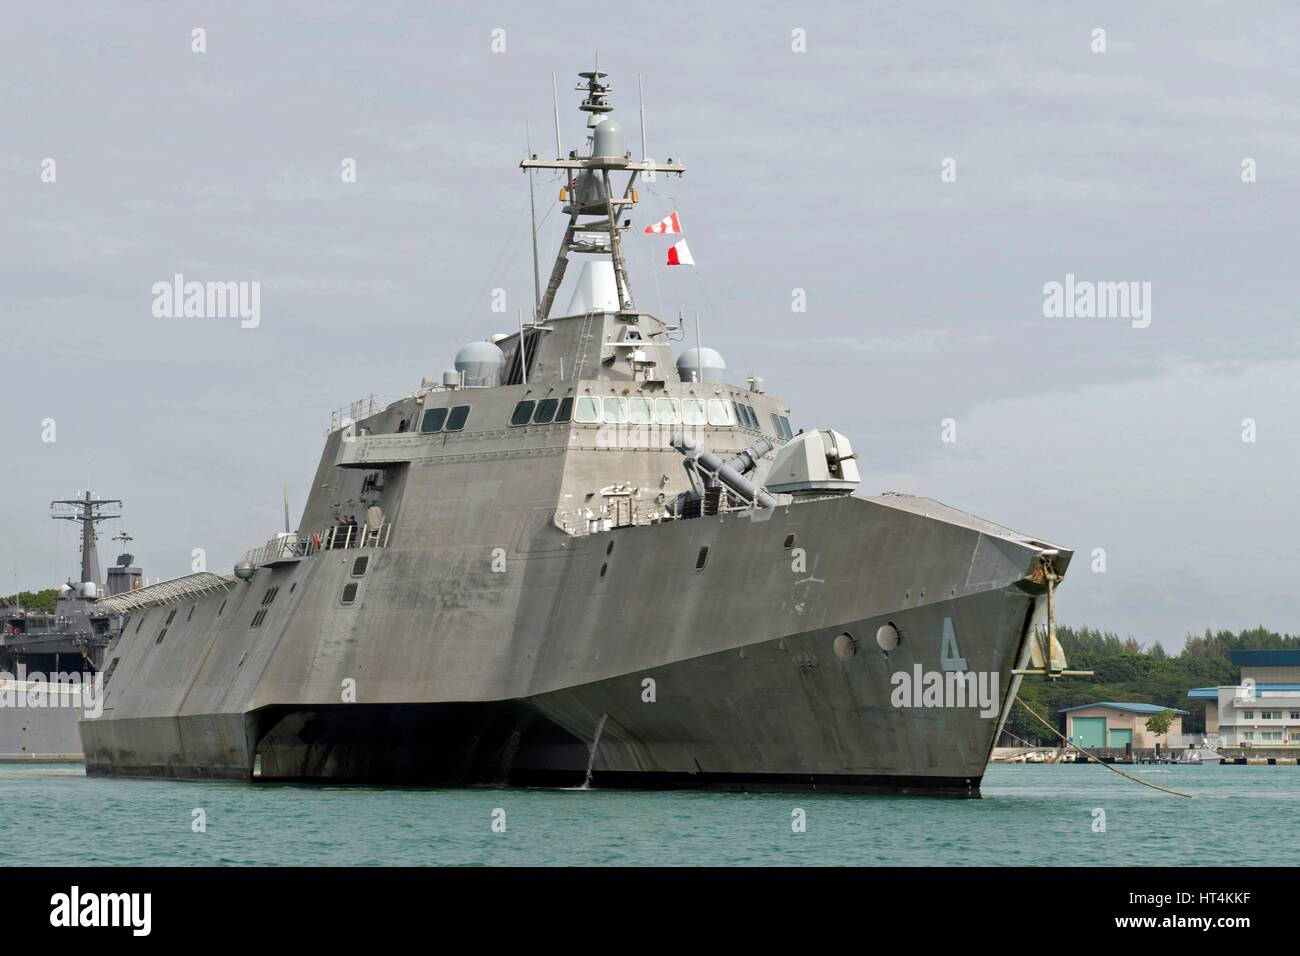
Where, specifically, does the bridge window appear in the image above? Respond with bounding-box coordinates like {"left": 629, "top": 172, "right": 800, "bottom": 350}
{"left": 707, "top": 399, "right": 733, "bottom": 426}
{"left": 446, "top": 405, "right": 470, "bottom": 431}
{"left": 655, "top": 398, "right": 680, "bottom": 424}
{"left": 575, "top": 396, "right": 600, "bottom": 423}
{"left": 510, "top": 400, "right": 536, "bottom": 426}
{"left": 532, "top": 398, "right": 559, "bottom": 424}
{"left": 681, "top": 399, "right": 706, "bottom": 425}
{"left": 771, "top": 414, "right": 793, "bottom": 439}
{"left": 629, "top": 397, "right": 654, "bottom": 424}
{"left": 421, "top": 407, "right": 448, "bottom": 433}
{"left": 602, "top": 397, "right": 628, "bottom": 423}
{"left": 340, "top": 583, "right": 359, "bottom": 606}
{"left": 555, "top": 396, "right": 573, "bottom": 423}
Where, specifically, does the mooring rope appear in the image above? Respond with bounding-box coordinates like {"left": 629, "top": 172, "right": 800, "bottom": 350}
{"left": 1015, "top": 699, "right": 1194, "bottom": 799}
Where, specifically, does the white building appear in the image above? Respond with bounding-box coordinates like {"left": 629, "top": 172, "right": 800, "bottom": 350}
{"left": 1189, "top": 650, "right": 1300, "bottom": 747}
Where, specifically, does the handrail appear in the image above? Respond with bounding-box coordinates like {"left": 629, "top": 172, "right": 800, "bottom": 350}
{"left": 241, "top": 522, "right": 392, "bottom": 568}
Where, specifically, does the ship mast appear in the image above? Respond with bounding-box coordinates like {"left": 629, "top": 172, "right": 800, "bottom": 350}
{"left": 521, "top": 70, "right": 685, "bottom": 321}
{"left": 50, "top": 491, "right": 121, "bottom": 587}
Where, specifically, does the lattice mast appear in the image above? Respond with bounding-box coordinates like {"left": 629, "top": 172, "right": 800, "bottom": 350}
{"left": 521, "top": 70, "right": 685, "bottom": 321}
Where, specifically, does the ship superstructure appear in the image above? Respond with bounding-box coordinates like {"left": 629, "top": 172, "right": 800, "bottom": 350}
{"left": 1, "top": 493, "right": 139, "bottom": 759}
{"left": 82, "top": 72, "right": 1071, "bottom": 793}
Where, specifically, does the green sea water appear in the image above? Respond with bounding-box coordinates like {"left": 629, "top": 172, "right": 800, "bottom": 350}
{"left": 1, "top": 762, "right": 1295, "bottom": 866}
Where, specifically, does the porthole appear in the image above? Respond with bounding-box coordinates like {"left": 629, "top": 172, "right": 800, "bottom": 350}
{"left": 155, "top": 627, "right": 168, "bottom": 645}
{"left": 187, "top": 604, "right": 196, "bottom": 622}
{"left": 695, "top": 546, "right": 709, "bottom": 571}
{"left": 351, "top": 555, "right": 370, "bottom": 577}
{"left": 606, "top": 540, "right": 614, "bottom": 556}
{"left": 340, "top": 583, "right": 359, "bottom": 606}
{"left": 600, "top": 563, "right": 608, "bottom": 578}
{"left": 165, "top": 608, "right": 177, "bottom": 625}
{"left": 783, "top": 534, "right": 796, "bottom": 549}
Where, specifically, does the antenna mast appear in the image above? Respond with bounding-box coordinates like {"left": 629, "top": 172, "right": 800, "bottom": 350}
{"left": 526, "top": 120, "right": 542, "bottom": 320}
{"left": 639, "top": 74, "right": 648, "bottom": 162}
{"left": 50, "top": 491, "right": 121, "bottom": 586}
{"left": 522, "top": 69, "right": 685, "bottom": 322}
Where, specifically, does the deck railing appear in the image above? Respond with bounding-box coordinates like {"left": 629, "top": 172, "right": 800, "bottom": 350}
{"left": 242, "top": 523, "right": 392, "bottom": 568}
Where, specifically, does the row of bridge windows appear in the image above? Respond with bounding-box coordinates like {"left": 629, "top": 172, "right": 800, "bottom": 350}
{"left": 420, "top": 396, "right": 793, "bottom": 437}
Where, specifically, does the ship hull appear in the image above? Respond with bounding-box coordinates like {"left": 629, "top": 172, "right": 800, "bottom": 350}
{"left": 83, "top": 488, "right": 1060, "bottom": 795}
{"left": 240, "top": 585, "right": 1037, "bottom": 796}
{"left": 0, "top": 681, "right": 85, "bottom": 762}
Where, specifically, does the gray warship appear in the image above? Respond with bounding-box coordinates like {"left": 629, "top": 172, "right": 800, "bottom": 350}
{"left": 1, "top": 493, "right": 139, "bottom": 759}
{"left": 83, "top": 71, "right": 1072, "bottom": 794}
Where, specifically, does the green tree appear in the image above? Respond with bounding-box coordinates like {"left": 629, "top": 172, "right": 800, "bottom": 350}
{"left": 0, "top": 589, "right": 59, "bottom": 612}
{"left": 1145, "top": 709, "right": 1176, "bottom": 748}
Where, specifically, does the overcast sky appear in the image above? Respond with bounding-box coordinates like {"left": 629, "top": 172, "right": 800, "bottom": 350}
{"left": 3, "top": 2, "right": 1297, "bottom": 649}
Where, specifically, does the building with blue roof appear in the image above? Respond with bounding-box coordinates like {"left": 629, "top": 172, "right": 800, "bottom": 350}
{"left": 1058, "top": 702, "right": 1189, "bottom": 750}
{"left": 1187, "top": 649, "right": 1300, "bottom": 747}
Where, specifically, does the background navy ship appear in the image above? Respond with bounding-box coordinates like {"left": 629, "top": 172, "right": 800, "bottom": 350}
{"left": 1, "top": 494, "right": 139, "bottom": 760}
{"left": 83, "top": 71, "right": 1073, "bottom": 794}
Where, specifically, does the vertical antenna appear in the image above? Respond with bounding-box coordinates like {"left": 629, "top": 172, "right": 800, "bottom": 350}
{"left": 283, "top": 485, "right": 291, "bottom": 533}
{"left": 518, "top": 307, "right": 529, "bottom": 386}
{"left": 638, "top": 74, "right": 648, "bottom": 162}
{"left": 695, "top": 310, "right": 703, "bottom": 382}
{"left": 526, "top": 120, "right": 542, "bottom": 319}
{"left": 551, "top": 73, "right": 562, "bottom": 159}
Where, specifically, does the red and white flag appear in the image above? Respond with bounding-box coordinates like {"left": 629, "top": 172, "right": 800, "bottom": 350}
{"left": 666, "top": 239, "right": 694, "bottom": 266}
{"left": 644, "top": 211, "right": 683, "bottom": 234}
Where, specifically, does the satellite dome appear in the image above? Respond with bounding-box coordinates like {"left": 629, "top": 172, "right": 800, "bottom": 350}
{"left": 58, "top": 583, "right": 73, "bottom": 596}
{"left": 454, "top": 341, "right": 506, "bottom": 387}
{"left": 676, "top": 347, "right": 727, "bottom": 385}
{"left": 591, "top": 117, "right": 627, "bottom": 164}
{"left": 233, "top": 561, "right": 256, "bottom": 581}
